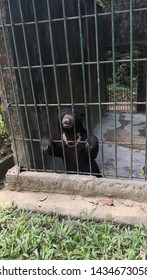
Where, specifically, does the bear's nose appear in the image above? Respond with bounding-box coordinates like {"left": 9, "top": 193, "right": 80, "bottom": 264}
{"left": 63, "top": 117, "right": 70, "bottom": 124}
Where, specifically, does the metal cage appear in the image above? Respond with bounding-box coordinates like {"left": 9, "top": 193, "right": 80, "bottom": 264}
{"left": 0, "top": 0, "right": 147, "bottom": 180}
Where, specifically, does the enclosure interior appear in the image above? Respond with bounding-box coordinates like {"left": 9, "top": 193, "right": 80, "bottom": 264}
{"left": 0, "top": 0, "right": 147, "bottom": 180}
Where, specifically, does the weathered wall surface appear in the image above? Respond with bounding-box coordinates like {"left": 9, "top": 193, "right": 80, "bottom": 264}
{"left": 103, "top": 3, "right": 147, "bottom": 47}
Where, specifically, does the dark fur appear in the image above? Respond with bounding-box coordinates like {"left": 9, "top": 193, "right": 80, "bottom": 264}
{"left": 41, "top": 108, "right": 102, "bottom": 177}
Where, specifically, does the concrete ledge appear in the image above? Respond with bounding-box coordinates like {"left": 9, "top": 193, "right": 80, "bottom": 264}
{"left": 5, "top": 166, "right": 147, "bottom": 203}
{"left": 0, "top": 154, "right": 14, "bottom": 180}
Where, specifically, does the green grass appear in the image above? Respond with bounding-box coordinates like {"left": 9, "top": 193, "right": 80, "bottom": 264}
{"left": 0, "top": 207, "right": 147, "bottom": 260}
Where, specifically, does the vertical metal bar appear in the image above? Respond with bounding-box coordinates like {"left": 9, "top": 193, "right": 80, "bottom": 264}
{"left": 77, "top": 0, "right": 92, "bottom": 175}
{"left": 32, "top": 0, "right": 56, "bottom": 171}
{"left": 18, "top": 0, "right": 45, "bottom": 171}
{"left": 130, "top": 0, "right": 133, "bottom": 179}
{"left": 0, "top": 64, "right": 19, "bottom": 165}
{"left": 7, "top": 0, "right": 36, "bottom": 170}
{"left": 0, "top": 3, "right": 29, "bottom": 169}
{"left": 111, "top": 0, "right": 117, "bottom": 178}
{"left": 94, "top": 0, "right": 104, "bottom": 176}
{"left": 46, "top": 0, "right": 67, "bottom": 173}
{"left": 62, "top": 0, "right": 79, "bottom": 174}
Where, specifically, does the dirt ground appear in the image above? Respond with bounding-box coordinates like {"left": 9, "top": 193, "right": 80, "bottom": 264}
{"left": 0, "top": 136, "right": 12, "bottom": 160}
{"left": 0, "top": 189, "right": 147, "bottom": 226}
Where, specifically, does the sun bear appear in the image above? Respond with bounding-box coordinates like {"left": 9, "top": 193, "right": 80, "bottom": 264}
{"left": 41, "top": 108, "right": 102, "bottom": 177}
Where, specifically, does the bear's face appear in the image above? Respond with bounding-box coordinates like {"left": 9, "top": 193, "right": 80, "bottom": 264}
{"left": 60, "top": 108, "right": 84, "bottom": 130}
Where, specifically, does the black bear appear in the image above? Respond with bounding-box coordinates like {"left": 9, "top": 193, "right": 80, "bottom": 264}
{"left": 41, "top": 108, "right": 102, "bottom": 177}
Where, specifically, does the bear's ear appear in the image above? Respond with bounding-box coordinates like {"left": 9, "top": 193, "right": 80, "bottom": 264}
{"left": 59, "top": 107, "right": 71, "bottom": 116}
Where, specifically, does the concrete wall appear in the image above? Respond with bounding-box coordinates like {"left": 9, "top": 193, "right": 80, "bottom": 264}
{"left": 0, "top": 0, "right": 31, "bottom": 168}
{"left": 103, "top": 3, "right": 147, "bottom": 47}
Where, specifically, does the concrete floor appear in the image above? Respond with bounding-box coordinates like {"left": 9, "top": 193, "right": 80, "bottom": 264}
{"left": 94, "top": 112, "right": 146, "bottom": 180}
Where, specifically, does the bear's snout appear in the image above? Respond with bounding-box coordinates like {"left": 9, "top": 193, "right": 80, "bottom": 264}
{"left": 62, "top": 114, "right": 74, "bottom": 129}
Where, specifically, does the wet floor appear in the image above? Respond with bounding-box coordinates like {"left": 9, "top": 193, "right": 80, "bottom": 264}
{"left": 94, "top": 112, "right": 147, "bottom": 180}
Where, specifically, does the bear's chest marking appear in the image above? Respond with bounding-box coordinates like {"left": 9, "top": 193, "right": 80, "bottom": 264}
{"left": 62, "top": 132, "right": 82, "bottom": 147}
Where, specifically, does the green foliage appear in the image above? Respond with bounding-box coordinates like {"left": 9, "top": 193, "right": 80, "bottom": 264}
{"left": 0, "top": 103, "right": 7, "bottom": 137}
{"left": 106, "top": 50, "right": 138, "bottom": 99}
{"left": 0, "top": 103, "right": 2, "bottom": 115}
{"left": 96, "top": 0, "right": 104, "bottom": 5}
{"left": 0, "top": 114, "right": 7, "bottom": 137}
{"left": 82, "top": 208, "right": 97, "bottom": 220}
{"left": 0, "top": 207, "right": 147, "bottom": 260}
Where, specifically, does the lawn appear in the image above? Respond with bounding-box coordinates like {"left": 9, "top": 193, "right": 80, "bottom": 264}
{"left": 0, "top": 207, "right": 147, "bottom": 260}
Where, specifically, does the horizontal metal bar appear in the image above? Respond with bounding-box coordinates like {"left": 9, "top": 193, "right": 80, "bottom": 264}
{"left": 2, "top": 57, "right": 147, "bottom": 70}
{"left": 19, "top": 166, "right": 102, "bottom": 176}
{"left": 98, "top": 6, "right": 147, "bottom": 17}
{"left": 14, "top": 137, "right": 146, "bottom": 147}
{"left": 8, "top": 101, "right": 147, "bottom": 108}
{"left": 4, "top": 14, "right": 96, "bottom": 26}
{"left": 18, "top": 167, "right": 143, "bottom": 180}
{"left": 3, "top": 6, "right": 147, "bottom": 28}
{"left": 100, "top": 58, "right": 147, "bottom": 64}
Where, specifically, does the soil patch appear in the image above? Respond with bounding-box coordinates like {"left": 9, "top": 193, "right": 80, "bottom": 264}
{"left": 0, "top": 136, "right": 12, "bottom": 160}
